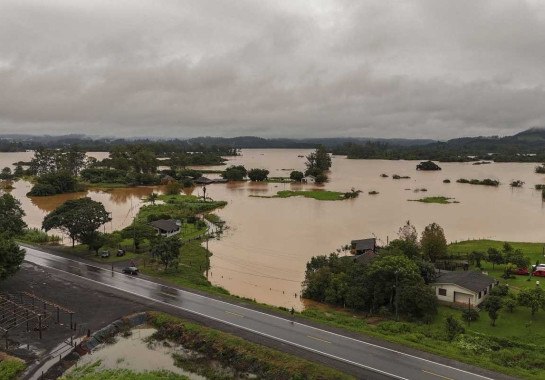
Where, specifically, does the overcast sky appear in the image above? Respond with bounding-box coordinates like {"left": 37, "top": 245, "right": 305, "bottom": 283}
{"left": 1, "top": 0, "right": 545, "bottom": 139}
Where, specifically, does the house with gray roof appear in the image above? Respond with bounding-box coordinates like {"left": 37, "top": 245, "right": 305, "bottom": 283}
{"left": 431, "top": 271, "right": 498, "bottom": 306}
{"left": 150, "top": 219, "right": 181, "bottom": 237}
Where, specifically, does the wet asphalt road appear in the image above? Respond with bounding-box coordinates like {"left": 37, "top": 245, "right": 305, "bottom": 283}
{"left": 24, "top": 246, "right": 503, "bottom": 380}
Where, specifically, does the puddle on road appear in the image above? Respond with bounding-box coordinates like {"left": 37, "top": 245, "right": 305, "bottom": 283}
{"left": 71, "top": 327, "right": 205, "bottom": 380}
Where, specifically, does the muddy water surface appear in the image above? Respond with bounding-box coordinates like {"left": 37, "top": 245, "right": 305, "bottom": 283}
{"left": 3, "top": 150, "right": 545, "bottom": 309}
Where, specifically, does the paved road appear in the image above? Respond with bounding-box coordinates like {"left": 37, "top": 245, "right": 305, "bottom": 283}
{"left": 24, "top": 246, "right": 499, "bottom": 380}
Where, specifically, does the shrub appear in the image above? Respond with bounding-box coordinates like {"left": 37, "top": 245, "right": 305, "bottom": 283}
{"left": 289, "top": 171, "right": 304, "bottom": 182}
{"left": 445, "top": 315, "right": 465, "bottom": 341}
{"left": 461, "top": 308, "right": 480, "bottom": 322}
{"left": 248, "top": 168, "right": 270, "bottom": 181}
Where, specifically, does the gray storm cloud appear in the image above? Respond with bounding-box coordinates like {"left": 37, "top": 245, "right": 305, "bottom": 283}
{"left": 1, "top": 0, "right": 545, "bottom": 139}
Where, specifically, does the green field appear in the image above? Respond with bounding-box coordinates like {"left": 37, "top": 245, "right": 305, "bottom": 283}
{"left": 251, "top": 189, "right": 347, "bottom": 201}
{"left": 448, "top": 239, "right": 545, "bottom": 291}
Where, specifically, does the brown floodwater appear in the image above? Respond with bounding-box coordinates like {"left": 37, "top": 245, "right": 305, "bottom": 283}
{"left": 3, "top": 150, "right": 545, "bottom": 309}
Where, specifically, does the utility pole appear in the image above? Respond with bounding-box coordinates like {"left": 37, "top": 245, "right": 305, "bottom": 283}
{"left": 394, "top": 270, "right": 399, "bottom": 321}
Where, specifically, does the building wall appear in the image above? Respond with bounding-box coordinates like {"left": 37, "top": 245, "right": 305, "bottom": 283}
{"left": 432, "top": 284, "right": 487, "bottom": 306}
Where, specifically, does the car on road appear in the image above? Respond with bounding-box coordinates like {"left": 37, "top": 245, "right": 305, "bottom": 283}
{"left": 100, "top": 251, "right": 110, "bottom": 258}
{"left": 514, "top": 267, "right": 529, "bottom": 275}
{"left": 122, "top": 266, "right": 139, "bottom": 275}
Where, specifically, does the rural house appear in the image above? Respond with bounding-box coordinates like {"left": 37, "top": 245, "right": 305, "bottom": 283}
{"left": 431, "top": 271, "right": 497, "bottom": 307}
{"left": 350, "top": 238, "right": 377, "bottom": 255}
{"left": 150, "top": 219, "right": 181, "bottom": 237}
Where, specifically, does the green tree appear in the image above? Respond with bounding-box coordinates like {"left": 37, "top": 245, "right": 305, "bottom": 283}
{"left": 81, "top": 231, "right": 106, "bottom": 255}
{"left": 146, "top": 192, "right": 159, "bottom": 205}
{"left": 247, "top": 168, "right": 270, "bottom": 181}
{"left": 221, "top": 166, "right": 247, "bottom": 181}
{"left": 305, "top": 145, "right": 331, "bottom": 174}
{"left": 469, "top": 251, "right": 486, "bottom": 268}
{"left": 482, "top": 295, "right": 502, "bottom": 326}
{"left": 503, "top": 296, "right": 517, "bottom": 313}
{"left": 151, "top": 236, "right": 182, "bottom": 270}
{"left": 165, "top": 181, "right": 181, "bottom": 195}
{"left": 121, "top": 223, "right": 156, "bottom": 252}
{"left": 0, "top": 238, "right": 25, "bottom": 281}
{"left": 0, "top": 193, "right": 27, "bottom": 238}
{"left": 420, "top": 223, "right": 447, "bottom": 262}
{"left": 42, "top": 198, "right": 111, "bottom": 247}
{"left": 289, "top": 171, "right": 304, "bottom": 182}
{"left": 487, "top": 248, "right": 503, "bottom": 269}
{"left": 518, "top": 287, "right": 545, "bottom": 316}
{"left": 445, "top": 315, "right": 465, "bottom": 341}
{"left": 315, "top": 173, "right": 328, "bottom": 183}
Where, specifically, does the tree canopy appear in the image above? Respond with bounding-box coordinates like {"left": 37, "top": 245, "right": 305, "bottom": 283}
{"left": 0, "top": 239, "right": 25, "bottom": 281}
{"left": 0, "top": 193, "right": 27, "bottom": 238}
{"left": 420, "top": 223, "right": 447, "bottom": 262}
{"left": 42, "top": 198, "right": 111, "bottom": 247}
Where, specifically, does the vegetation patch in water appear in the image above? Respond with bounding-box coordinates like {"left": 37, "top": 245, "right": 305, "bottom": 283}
{"left": 409, "top": 196, "right": 458, "bottom": 204}
{"left": 251, "top": 189, "right": 357, "bottom": 201}
{"left": 456, "top": 178, "right": 500, "bottom": 186}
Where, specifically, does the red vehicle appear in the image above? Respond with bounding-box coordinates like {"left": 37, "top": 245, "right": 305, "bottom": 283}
{"left": 533, "top": 269, "right": 545, "bottom": 277}
{"left": 514, "top": 267, "right": 529, "bottom": 275}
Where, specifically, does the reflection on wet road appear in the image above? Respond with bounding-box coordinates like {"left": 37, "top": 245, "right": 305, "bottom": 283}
{"left": 23, "top": 246, "right": 499, "bottom": 380}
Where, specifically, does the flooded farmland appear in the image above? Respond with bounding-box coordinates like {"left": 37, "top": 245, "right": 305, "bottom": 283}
{"left": 3, "top": 149, "right": 545, "bottom": 308}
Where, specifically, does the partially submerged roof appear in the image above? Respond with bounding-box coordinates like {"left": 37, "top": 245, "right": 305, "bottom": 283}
{"left": 351, "top": 238, "right": 376, "bottom": 252}
{"left": 195, "top": 176, "right": 214, "bottom": 184}
{"left": 150, "top": 219, "right": 180, "bottom": 231}
{"left": 433, "top": 271, "right": 496, "bottom": 293}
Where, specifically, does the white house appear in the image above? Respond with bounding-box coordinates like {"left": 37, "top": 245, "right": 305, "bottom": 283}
{"left": 150, "top": 219, "right": 181, "bottom": 237}
{"left": 302, "top": 175, "right": 316, "bottom": 184}
{"left": 431, "top": 271, "right": 497, "bottom": 307}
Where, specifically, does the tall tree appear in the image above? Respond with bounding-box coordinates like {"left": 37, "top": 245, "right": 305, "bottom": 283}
{"left": 305, "top": 145, "right": 332, "bottom": 175}
{"left": 0, "top": 193, "right": 27, "bottom": 238}
{"left": 482, "top": 296, "right": 502, "bottom": 326}
{"left": 0, "top": 238, "right": 25, "bottom": 281}
{"left": 420, "top": 223, "right": 447, "bottom": 262}
{"left": 151, "top": 236, "right": 182, "bottom": 270}
{"left": 42, "top": 198, "right": 111, "bottom": 247}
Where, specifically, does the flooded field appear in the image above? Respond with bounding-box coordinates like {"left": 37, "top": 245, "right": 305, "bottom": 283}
{"left": 3, "top": 150, "right": 545, "bottom": 308}
{"left": 70, "top": 327, "right": 204, "bottom": 379}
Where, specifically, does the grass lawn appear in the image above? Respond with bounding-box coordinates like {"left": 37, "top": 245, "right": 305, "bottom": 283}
{"left": 299, "top": 303, "right": 545, "bottom": 379}
{"left": 0, "top": 353, "right": 25, "bottom": 380}
{"left": 61, "top": 362, "right": 189, "bottom": 380}
{"left": 409, "top": 196, "right": 458, "bottom": 204}
{"left": 448, "top": 239, "right": 545, "bottom": 291}
{"left": 138, "top": 240, "right": 228, "bottom": 295}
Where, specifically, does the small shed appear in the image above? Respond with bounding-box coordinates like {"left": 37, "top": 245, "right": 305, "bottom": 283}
{"left": 431, "top": 271, "right": 497, "bottom": 306}
{"left": 150, "top": 219, "right": 181, "bottom": 237}
{"left": 350, "top": 238, "right": 377, "bottom": 255}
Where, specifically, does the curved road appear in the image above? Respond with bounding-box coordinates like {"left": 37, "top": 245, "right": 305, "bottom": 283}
{"left": 24, "top": 246, "right": 501, "bottom": 380}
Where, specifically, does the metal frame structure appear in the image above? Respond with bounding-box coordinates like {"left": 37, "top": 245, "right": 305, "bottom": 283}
{"left": 0, "top": 292, "right": 75, "bottom": 349}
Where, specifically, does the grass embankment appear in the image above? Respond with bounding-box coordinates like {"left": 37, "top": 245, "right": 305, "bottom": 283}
{"left": 251, "top": 190, "right": 347, "bottom": 201}
{"left": 136, "top": 194, "right": 226, "bottom": 223}
{"left": 299, "top": 303, "right": 544, "bottom": 379}
{"left": 409, "top": 196, "right": 458, "bottom": 204}
{"left": 61, "top": 362, "right": 188, "bottom": 380}
{"left": 448, "top": 240, "right": 544, "bottom": 291}
{"left": 0, "top": 353, "right": 25, "bottom": 380}
{"left": 149, "top": 312, "right": 354, "bottom": 380}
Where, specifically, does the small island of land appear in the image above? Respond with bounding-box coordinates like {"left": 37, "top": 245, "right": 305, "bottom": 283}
{"left": 250, "top": 189, "right": 359, "bottom": 201}
{"left": 409, "top": 196, "right": 458, "bottom": 204}
{"left": 416, "top": 160, "right": 442, "bottom": 171}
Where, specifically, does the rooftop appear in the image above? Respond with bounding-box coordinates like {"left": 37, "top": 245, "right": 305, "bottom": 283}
{"left": 150, "top": 219, "right": 180, "bottom": 232}
{"left": 351, "top": 238, "right": 376, "bottom": 252}
{"left": 433, "top": 271, "right": 496, "bottom": 293}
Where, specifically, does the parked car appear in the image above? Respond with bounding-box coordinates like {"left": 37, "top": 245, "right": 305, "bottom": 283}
{"left": 116, "top": 249, "right": 126, "bottom": 257}
{"left": 100, "top": 250, "right": 110, "bottom": 258}
{"left": 122, "top": 266, "right": 139, "bottom": 275}
{"left": 532, "top": 264, "right": 545, "bottom": 271}
{"left": 533, "top": 269, "right": 545, "bottom": 277}
{"left": 514, "top": 267, "right": 529, "bottom": 275}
